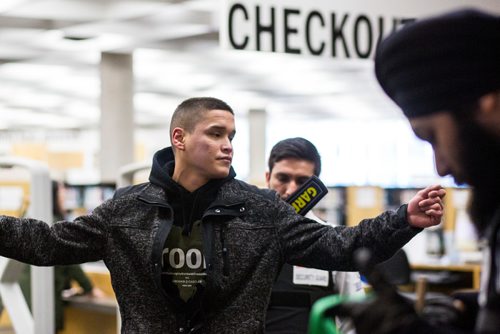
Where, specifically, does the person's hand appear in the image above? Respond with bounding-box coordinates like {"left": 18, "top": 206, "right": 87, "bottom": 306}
{"left": 88, "top": 287, "right": 107, "bottom": 298}
{"left": 62, "top": 286, "right": 107, "bottom": 299}
{"left": 407, "top": 185, "right": 446, "bottom": 228}
{"left": 61, "top": 287, "right": 81, "bottom": 298}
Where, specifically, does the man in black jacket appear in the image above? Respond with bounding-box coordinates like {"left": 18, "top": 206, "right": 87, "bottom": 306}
{"left": 0, "top": 97, "right": 445, "bottom": 333}
{"left": 341, "top": 8, "right": 500, "bottom": 334}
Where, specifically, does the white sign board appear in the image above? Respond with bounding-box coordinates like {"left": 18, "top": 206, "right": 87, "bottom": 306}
{"left": 220, "top": 0, "right": 500, "bottom": 59}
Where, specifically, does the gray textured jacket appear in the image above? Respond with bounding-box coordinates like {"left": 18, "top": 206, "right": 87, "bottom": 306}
{"left": 0, "top": 179, "right": 420, "bottom": 333}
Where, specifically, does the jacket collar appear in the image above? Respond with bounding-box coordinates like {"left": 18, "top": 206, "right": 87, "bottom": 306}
{"left": 137, "top": 181, "right": 246, "bottom": 218}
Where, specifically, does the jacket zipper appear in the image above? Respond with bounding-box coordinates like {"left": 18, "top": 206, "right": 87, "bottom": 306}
{"left": 220, "top": 223, "right": 230, "bottom": 276}
{"left": 203, "top": 203, "right": 244, "bottom": 278}
{"left": 136, "top": 194, "right": 180, "bottom": 308}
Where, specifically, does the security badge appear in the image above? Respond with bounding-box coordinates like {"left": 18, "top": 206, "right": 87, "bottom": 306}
{"left": 292, "top": 266, "right": 330, "bottom": 287}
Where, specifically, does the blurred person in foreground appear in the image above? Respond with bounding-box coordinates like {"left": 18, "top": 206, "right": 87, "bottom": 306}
{"left": 339, "top": 8, "right": 500, "bottom": 334}
{"left": 264, "top": 137, "right": 364, "bottom": 334}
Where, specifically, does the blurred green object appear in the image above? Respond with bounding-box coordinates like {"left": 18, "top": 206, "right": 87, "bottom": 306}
{"left": 308, "top": 293, "right": 372, "bottom": 334}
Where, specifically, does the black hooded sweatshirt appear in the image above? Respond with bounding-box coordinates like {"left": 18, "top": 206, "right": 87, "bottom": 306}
{"left": 148, "top": 147, "right": 236, "bottom": 307}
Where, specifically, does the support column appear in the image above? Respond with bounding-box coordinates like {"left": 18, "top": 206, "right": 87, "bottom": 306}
{"left": 248, "top": 108, "right": 267, "bottom": 186}
{"left": 100, "top": 52, "right": 134, "bottom": 183}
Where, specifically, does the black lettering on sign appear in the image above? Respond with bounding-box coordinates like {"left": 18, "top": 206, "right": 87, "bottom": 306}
{"left": 225, "top": 3, "right": 415, "bottom": 59}
{"left": 284, "top": 8, "right": 301, "bottom": 54}
{"left": 306, "top": 10, "right": 325, "bottom": 55}
{"left": 256, "top": 5, "right": 276, "bottom": 51}
{"left": 228, "top": 3, "right": 249, "bottom": 49}
{"left": 331, "top": 13, "right": 350, "bottom": 58}
{"left": 353, "top": 15, "right": 372, "bottom": 59}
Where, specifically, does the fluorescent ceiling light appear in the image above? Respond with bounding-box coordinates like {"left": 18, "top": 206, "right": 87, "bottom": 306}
{"left": 0, "top": 63, "right": 72, "bottom": 81}
{"left": 135, "top": 93, "right": 178, "bottom": 116}
{"left": 60, "top": 102, "right": 99, "bottom": 121}
{"left": 0, "top": 108, "right": 80, "bottom": 128}
{"left": 7, "top": 0, "right": 104, "bottom": 21}
{"left": 108, "top": 1, "right": 166, "bottom": 20}
{"left": 0, "top": 0, "right": 30, "bottom": 13}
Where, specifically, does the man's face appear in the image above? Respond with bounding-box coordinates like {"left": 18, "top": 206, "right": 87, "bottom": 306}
{"left": 266, "top": 158, "right": 315, "bottom": 200}
{"left": 411, "top": 110, "right": 500, "bottom": 234}
{"left": 410, "top": 111, "right": 500, "bottom": 188}
{"left": 410, "top": 112, "right": 467, "bottom": 185}
{"left": 182, "top": 109, "right": 235, "bottom": 182}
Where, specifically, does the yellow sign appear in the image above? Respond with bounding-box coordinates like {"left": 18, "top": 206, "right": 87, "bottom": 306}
{"left": 291, "top": 186, "right": 318, "bottom": 213}
{"left": 286, "top": 176, "right": 328, "bottom": 216}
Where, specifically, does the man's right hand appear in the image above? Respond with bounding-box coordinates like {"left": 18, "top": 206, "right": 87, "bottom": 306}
{"left": 407, "top": 185, "right": 446, "bottom": 229}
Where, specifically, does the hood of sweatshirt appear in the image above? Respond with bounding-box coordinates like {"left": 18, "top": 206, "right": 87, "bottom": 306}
{"left": 149, "top": 147, "right": 236, "bottom": 235}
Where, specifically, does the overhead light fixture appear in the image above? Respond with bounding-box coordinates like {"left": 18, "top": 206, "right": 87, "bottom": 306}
{"left": 63, "top": 34, "right": 95, "bottom": 41}
{"left": 0, "top": 0, "right": 29, "bottom": 13}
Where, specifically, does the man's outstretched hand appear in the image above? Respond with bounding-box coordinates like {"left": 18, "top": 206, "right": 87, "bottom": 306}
{"left": 407, "top": 185, "right": 446, "bottom": 228}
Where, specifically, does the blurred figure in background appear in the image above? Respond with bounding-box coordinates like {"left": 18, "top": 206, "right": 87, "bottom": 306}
{"left": 264, "top": 137, "right": 363, "bottom": 334}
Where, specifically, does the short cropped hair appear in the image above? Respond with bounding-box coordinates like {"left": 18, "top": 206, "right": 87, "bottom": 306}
{"left": 268, "top": 137, "right": 321, "bottom": 176}
{"left": 169, "top": 97, "right": 234, "bottom": 141}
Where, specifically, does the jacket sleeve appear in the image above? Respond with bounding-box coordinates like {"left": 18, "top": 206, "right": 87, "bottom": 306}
{"left": 0, "top": 200, "right": 112, "bottom": 266}
{"left": 275, "top": 197, "right": 421, "bottom": 271}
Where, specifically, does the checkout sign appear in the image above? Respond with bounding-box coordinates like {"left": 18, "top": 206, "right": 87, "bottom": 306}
{"left": 220, "top": 0, "right": 500, "bottom": 59}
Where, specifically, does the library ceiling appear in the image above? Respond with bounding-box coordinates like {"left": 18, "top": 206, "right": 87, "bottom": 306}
{"left": 0, "top": 0, "right": 402, "bottom": 130}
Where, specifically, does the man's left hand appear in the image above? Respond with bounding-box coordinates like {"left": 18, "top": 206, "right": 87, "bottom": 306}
{"left": 407, "top": 185, "right": 446, "bottom": 228}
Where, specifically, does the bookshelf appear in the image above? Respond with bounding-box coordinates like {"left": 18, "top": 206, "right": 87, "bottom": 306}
{"left": 63, "top": 183, "right": 116, "bottom": 219}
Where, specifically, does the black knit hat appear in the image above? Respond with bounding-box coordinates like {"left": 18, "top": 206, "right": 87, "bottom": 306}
{"left": 375, "top": 8, "right": 500, "bottom": 118}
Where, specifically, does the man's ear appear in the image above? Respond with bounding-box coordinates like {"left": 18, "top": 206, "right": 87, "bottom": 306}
{"left": 265, "top": 171, "right": 271, "bottom": 187}
{"left": 172, "top": 128, "right": 186, "bottom": 151}
{"left": 476, "top": 91, "right": 500, "bottom": 136}
{"left": 478, "top": 91, "right": 499, "bottom": 115}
